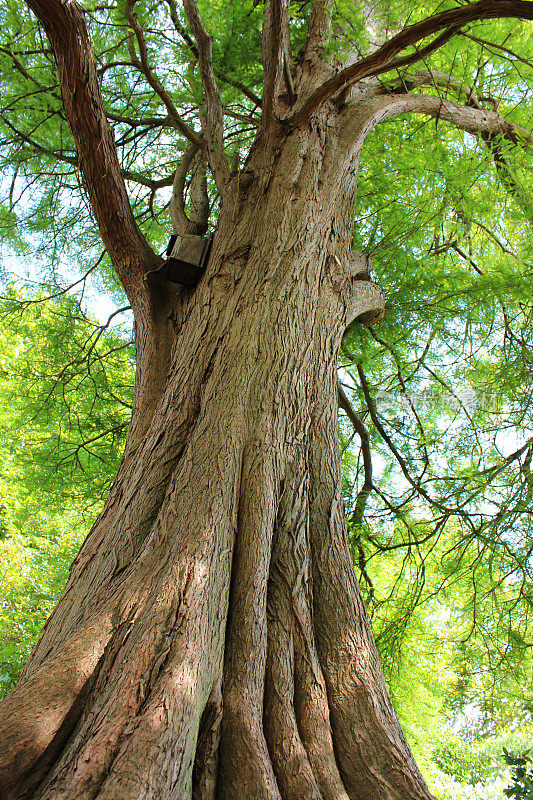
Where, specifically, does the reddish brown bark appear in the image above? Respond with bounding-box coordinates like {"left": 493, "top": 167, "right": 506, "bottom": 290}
{"left": 0, "top": 112, "right": 434, "bottom": 800}
{"left": 1, "top": 1, "right": 531, "bottom": 798}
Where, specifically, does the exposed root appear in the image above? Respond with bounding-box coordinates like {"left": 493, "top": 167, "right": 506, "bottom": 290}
{"left": 265, "top": 462, "right": 349, "bottom": 800}
{"left": 265, "top": 474, "right": 321, "bottom": 799}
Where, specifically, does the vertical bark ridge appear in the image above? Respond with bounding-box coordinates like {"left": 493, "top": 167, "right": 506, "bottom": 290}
{"left": 17, "top": 214, "right": 261, "bottom": 681}
{"left": 264, "top": 467, "right": 324, "bottom": 800}
{"left": 192, "top": 668, "right": 223, "bottom": 800}
{"left": 264, "top": 455, "right": 354, "bottom": 800}
{"left": 22, "top": 371, "right": 249, "bottom": 798}
{"left": 1, "top": 251, "right": 260, "bottom": 796}
{"left": 217, "top": 443, "right": 281, "bottom": 800}
{"left": 276, "top": 467, "right": 352, "bottom": 800}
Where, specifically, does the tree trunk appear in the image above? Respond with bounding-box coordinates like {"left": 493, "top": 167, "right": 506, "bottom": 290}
{"left": 0, "top": 116, "right": 435, "bottom": 800}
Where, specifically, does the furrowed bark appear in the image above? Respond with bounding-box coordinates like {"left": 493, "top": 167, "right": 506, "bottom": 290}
{"left": 6, "top": 0, "right": 529, "bottom": 797}
{"left": 0, "top": 108, "right": 437, "bottom": 800}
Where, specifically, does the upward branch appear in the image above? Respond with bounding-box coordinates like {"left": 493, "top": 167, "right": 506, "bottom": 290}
{"left": 261, "top": 0, "right": 285, "bottom": 129}
{"left": 182, "top": 0, "right": 230, "bottom": 190}
{"left": 24, "top": 0, "right": 157, "bottom": 301}
{"left": 292, "top": 0, "right": 533, "bottom": 124}
{"left": 124, "top": 0, "right": 202, "bottom": 148}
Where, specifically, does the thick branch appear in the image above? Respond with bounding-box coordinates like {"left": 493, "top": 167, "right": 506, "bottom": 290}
{"left": 24, "top": 0, "right": 181, "bottom": 453}
{"left": 170, "top": 143, "right": 199, "bottom": 234}
{"left": 188, "top": 154, "right": 210, "bottom": 234}
{"left": 169, "top": 145, "right": 210, "bottom": 235}
{"left": 350, "top": 92, "right": 532, "bottom": 146}
{"left": 292, "top": 0, "right": 533, "bottom": 124}
{"left": 24, "top": 0, "right": 157, "bottom": 295}
{"left": 304, "top": 0, "right": 331, "bottom": 62}
{"left": 182, "top": 0, "right": 229, "bottom": 190}
{"left": 281, "top": 6, "right": 295, "bottom": 105}
{"left": 335, "top": 26, "right": 461, "bottom": 107}
{"left": 388, "top": 93, "right": 531, "bottom": 142}
{"left": 261, "top": 0, "right": 285, "bottom": 129}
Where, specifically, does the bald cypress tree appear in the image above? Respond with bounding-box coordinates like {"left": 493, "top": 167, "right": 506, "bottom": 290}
{"left": 0, "top": 1, "right": 532, "bottom": 798}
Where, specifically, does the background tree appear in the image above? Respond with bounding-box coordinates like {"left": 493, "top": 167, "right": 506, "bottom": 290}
{"left": 0, "top": 1, "right": 531, "bottom": 799}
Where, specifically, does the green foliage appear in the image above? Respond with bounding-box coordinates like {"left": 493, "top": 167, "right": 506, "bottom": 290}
{"left": 0, "top": 291, "right": 133, "bottom": 696}
{"left": 503, "top": 750, "right": 533, "bottom": 799}
{"left": 0, "top": 529, "right": 80, "bottom": 695}
{"left": 340, "top": 83, "right": 533, "bottom": 733}
{"left": 0, "top": 0, "right": 532, "bottom": 792}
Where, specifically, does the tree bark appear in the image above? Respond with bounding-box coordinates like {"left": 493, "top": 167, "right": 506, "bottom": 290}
{"left": 0, "top": 111, "right": 436, "bottom": 800}
{"left": 6, "top": 0, "right": 531, "bottom": 795}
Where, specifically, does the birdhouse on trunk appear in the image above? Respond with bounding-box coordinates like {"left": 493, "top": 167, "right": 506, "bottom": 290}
{"left": 163, "top": 233, "right": 213, "bottom": 288}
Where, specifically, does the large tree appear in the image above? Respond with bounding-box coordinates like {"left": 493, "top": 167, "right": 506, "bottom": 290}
{"left": 0, "top": 1, "right": 532, "bottom": 798}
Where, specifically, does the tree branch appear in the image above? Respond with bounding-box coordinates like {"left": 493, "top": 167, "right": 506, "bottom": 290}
{"left": 304, "top": 0, "right": 331, "bottom": 63}
{"left": 105, "top": 111, "right": 173, "bottom": 128}
{"left": 459, "top": 31, "right": 533, "bottom": 70}
{"left": 339, "top": 382, "right": 376, "bottom": 600}
{"left": 124, "top": 0, "right": 202, "bottom": 148}
{"left": 24, "top": 0, "right": 158, "bottom": 298}
{"left": 349, "top": 92, "right": 532, "bottom": 147}
{"left": 387, "top": 69, "right": 483, "bottom": 107}
{"left": 339, "top": 383, "right": 373, "bottom": 529}
{"left": 356, "top": 363, "right": 451, "bottom": 514}
{"left": 182, "top": 0, "right": 230, "bottom": 189}
{"left": 291, "top": 0, "right": 533, "bottom": 124}
{"left": 0, "top": 44, "right": 55, "bottom": 90}
{"left": 218, "top": 73, "right": 262, "bottom": 109}
{"left": 169, "top": 142, "right": 199, "bottom": 234}
{"left": 281, "top": 5, "right": 296, "bottom": 105}
{"left": 393, "top": 93, "right": 531, "bottom": 143}
{"left": 335, "top": 26, "right": 462, "bottom": 107}
{"left": 261, "top": 0, "right": 285, "bottom": 129}
{"left": 188, "top": 153, "right": 210, "bottom": 234}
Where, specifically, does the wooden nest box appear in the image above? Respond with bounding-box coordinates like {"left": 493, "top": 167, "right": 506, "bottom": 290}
{"left": 163, "top": 233, "right": 213, "bottom": 288}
